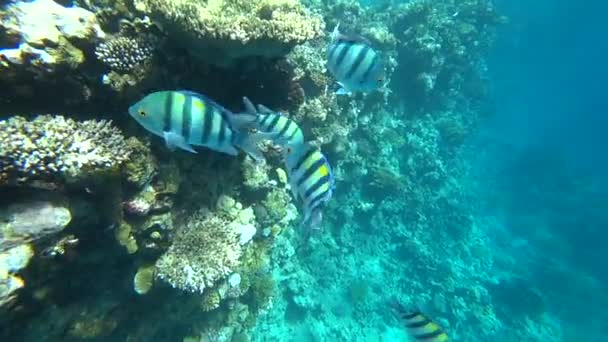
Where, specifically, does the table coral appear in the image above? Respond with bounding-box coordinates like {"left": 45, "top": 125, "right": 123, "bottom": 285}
{"left": 133, "top": 0, "right": 324, "bottom": 66}
{"left": 0, "top": 115, "right": 131, "bottom": 186}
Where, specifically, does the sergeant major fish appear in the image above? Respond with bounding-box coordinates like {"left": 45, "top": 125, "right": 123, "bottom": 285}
{"left": 283, "top": 143, "right": 334, "bottom": 229}
{"left": 129, "top": 90, "right": 268, "bottom": 161}
{"left": 327, "top": 24, "right": 385, "bottom": 95}
{"left": 242, "top": 97, "right": 305, "bottom": 147}
{"left": 392, "top": 302, "right": 449, "bottom": 342}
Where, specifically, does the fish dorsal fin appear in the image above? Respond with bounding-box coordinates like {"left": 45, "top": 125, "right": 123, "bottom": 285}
{"left": 242, "top": 96, "right": 257, "bottom": 114}
{"left": 331, "top": 24, "right": 372, "bottom": 46}
{"left": 336, "top": 33, "right": 372, "bottom": 46}
{"left": 256, "top": 104, "right": 275, "bottom": 115}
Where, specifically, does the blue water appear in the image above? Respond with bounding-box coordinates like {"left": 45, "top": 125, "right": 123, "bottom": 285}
{"left": 474, "top": 0, "right": 608, "bottom": 339}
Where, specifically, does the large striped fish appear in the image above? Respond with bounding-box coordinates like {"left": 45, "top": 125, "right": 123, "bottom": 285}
{"left": 327, "top": 24, "right": 385, "bottom": 95}
{"left": 129, "top": 91, "right": 267, "bottom": 160}
{"left": 242, "top": 97, "right": 305, "bottom": 147}
{"left": 283, "top": 143, "right": 334, "bottom": 229}
{"left": 392, "top": 303, "right": 449, "bottom": 342}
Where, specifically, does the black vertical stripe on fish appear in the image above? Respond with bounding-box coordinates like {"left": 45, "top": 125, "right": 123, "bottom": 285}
{"left": 286, "top": 125, "right": 299, "bottom": 141}
{"left": 413, "top": 330, "right": 445, "bottom": 341}
{"left": 201, "top": 106, "right": 213, "bottom": 144}
{"left": 163, "top": 92, "right": 173, "bottom": 132}
{"left": 344, "top": 45, "right": 370, "bottom": 81}
{"left": 328, "top": 43, "right": 340, "bottom": 65}
{"left": 405, "top": 317, "right": 432, "bottom": 329}
{"left": 360, "top": 54, "right": 379, "bottom": 83}
{"left": 277, "top": 119, "right": 293, "bottom": 139}
{"left": 218, "top": 118, "right": 227, "bottom": 144}
{"left": 297, "top": 158, "right": 326, "bottom": 187}
{"left": 304, "top": 174, "right": 331, "bottom": 199}
{"left": 182, "top": 96, "right": 193, "bottom": 141}
{"left": 260, "top": 114, "right": 272, "bottom": 127}
{"left": 267, "top": 115, "right": 281, "bottom": 132}
{"left": 307, "top": 187, "right": 331, "bottom": 212}
{"left": 333, "top": 42, "right": 355, "bottom": 72}
{"left": 292, "top": 147, "right": 317, "bottom": 174}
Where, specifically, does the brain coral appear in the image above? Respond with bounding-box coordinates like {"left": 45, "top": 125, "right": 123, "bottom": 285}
{"left": 0, "top": 115, "right": 130, "bottom": 186}
{"left": 155, "top": 208, "right": 245, "bottom": 293}
{"left": 133, "top": 0, "right": 324, "bottom": 66}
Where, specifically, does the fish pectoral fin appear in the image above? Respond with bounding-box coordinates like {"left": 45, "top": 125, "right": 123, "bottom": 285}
{"left": 163, "top": 131, "right": 197, "bottom": 154}
{"left": 335, "top": 87, "right": 351, "bottom": 96}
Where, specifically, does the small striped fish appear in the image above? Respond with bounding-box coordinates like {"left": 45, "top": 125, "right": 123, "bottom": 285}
{"left": 283, "top": 143, "right": 334, "bottom": 229}
{"left": 327, "top": 24, "right": 385, "bottom": 95}
{"left": 393, "top": 303, "right": 449, "bottom": 342}
{"left": 242, "top": 97, "right": 305, "bottom": 147}
{"left": 129, "top": 91, "right": 267, "bottom": 160}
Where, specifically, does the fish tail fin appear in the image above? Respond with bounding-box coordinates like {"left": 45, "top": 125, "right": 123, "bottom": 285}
{"left": 234, "top": 130, "right": 274, "bottom": 162}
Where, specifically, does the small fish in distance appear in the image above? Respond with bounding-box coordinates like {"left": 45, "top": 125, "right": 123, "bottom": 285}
{"left": 392, "top": 302, "right": 449, "bottom": 342}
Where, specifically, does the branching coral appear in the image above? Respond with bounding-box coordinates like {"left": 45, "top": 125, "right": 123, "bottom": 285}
{"left": 0, "top": 115, "right": 131, "bottom": 186}
{"left": 133, "top": 0, "right": 324, "bottom": 66}
{"left": 154, "top": 203, "right": 256, "bottom": 293}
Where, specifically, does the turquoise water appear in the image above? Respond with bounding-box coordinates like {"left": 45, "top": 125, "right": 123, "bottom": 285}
{"left": 0, "top": 0, "right": 604, "bottom": 341}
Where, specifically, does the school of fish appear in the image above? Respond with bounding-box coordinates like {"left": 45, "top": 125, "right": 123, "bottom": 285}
{"left": 127, "top": 23, "right": 455, "bottom": 337}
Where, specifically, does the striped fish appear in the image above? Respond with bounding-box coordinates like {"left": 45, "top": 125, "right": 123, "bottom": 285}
{"left": 327, "top": 24, "right": 385, "bottom": 95}
{"left": 242, "top": 97, "right": 305, "bottom": 147}
{"left": 283, "top": 143, "right": 334, "bottom": 229}
{"left": 129, "top": 90, "right": 267, "bottom": 160}
{"left": 392, "top": 303, "right": 449, "bottom": 342}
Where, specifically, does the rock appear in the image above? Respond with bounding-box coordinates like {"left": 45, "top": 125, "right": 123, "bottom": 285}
{"left": 0, "top": 201, "right": 71, "bottom": 251}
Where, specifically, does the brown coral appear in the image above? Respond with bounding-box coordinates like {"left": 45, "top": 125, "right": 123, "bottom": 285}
{"left": 133, "top": 0, "right": 324, "bottom": 66}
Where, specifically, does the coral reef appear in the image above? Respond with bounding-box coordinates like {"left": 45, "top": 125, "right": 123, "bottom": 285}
{"left": 133, "top": 0, "right": 324, "bottom": 66}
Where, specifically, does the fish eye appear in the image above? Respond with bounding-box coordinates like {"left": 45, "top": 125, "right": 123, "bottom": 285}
{"left": 138, "top": 108, "right": 146, "bottom": 117}
{"left": 377, "top": 78, "right": 384, "bottom": 83}
{"left": 286, "top": 147, "right": 293, "bottom": 154}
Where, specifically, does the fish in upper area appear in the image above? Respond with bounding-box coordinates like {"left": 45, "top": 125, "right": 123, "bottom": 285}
{"left": 392, "top": 302, "right": 449, "bottom": 342}
{"left": 326, "top": 23, "right": 385, "bottom": 95}
{"left": 242, "top": 97, "right": 305, "bottom": 147}
{"left": 283, "top": 143, "right": 334, "bottom": 229}
{"left": 129, "top": 90, "right": 269, "bottom": 161}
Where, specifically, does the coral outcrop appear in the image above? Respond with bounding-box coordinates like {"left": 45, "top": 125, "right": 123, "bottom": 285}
{"left": 0, "top": 115, "right": 131, "bottom": 186}
{"left": 133, "top": 0, "right": 324, "bottom": 66}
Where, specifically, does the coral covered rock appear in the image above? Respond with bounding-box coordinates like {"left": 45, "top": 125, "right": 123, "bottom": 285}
{"left": 133, "top": 0, "right": 324, "bottom": 66}
{"left": 0, "top": 0, "right": 104, "bottom": 78}
{"left": 0, "top": 115, "right": 131, "bottom": 186}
